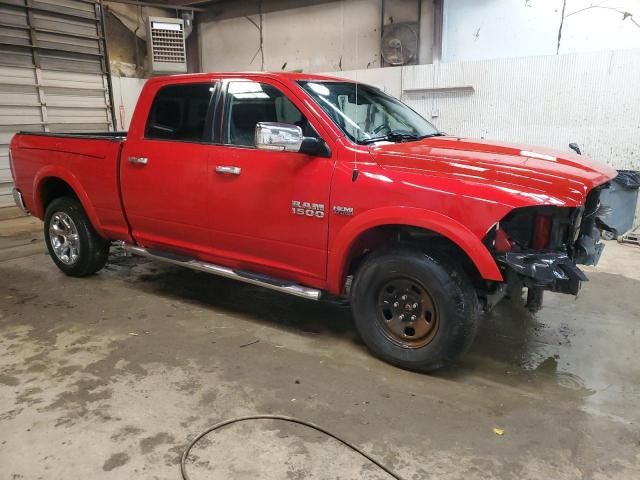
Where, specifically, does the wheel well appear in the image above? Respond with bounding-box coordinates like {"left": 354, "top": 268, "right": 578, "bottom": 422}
{"left": 343, "top": 225, "right": 485, "bottom": 291}
{"left": 39, "top": 177, "right": 77, "bottom": 212}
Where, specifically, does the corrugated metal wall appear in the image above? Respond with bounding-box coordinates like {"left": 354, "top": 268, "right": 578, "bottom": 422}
{"left": 328, "top": 49, "right": 640, "bottom": 170}
{"left": 0, "top": 0, "right": 113, "bottom": 206}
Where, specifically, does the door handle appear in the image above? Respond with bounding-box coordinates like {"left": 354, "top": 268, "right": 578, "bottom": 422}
{"left": 128, "top": 156, "right": 148, "bottom": 165}
{"left": 215, "top": 165, "right": 241, "bottom": 175}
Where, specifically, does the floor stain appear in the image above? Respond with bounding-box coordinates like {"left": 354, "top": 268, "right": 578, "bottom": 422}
{"left": 140, "top": 432, "right": 176, "bottom": 454}
{"left": 102, "top": 452, "right": 130, "bottom": 471}
{"left": 111, "top": 425, "right": 145, "bottom": 442}
{"left": 0, "top": 374, "right": 19, "bottom": 386}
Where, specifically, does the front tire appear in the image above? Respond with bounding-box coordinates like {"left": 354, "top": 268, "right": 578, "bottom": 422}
{"left": 44, "top": 196, "right": 110, "bottom": 277}
{"left": 351, "top": 248, "right": 478, "bottom": 372}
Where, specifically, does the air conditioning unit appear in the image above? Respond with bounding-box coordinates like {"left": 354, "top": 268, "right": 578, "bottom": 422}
{"left": 147, "top": 17, "right": 187, "bottom": 74}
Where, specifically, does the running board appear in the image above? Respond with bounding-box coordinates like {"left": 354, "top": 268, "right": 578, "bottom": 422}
{"left": 118, "top": 243, "right": 322, "bottom": 301}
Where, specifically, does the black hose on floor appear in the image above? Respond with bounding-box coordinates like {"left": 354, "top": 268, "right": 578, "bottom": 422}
{"left": 180, "top": 414, "right": 405, "bottom": 480}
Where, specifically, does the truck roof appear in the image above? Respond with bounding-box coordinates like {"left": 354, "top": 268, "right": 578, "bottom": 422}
{"left": 145, "top": 71, "right": 350, "bottom": 85}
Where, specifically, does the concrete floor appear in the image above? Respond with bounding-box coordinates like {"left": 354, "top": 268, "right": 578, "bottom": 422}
{"left": 1, "top": 213, "right": 639, "bottom": 480}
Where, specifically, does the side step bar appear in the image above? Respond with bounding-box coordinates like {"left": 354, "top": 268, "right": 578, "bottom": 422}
{"left": 118, "top": 243, "right": 322, "bottom": 301}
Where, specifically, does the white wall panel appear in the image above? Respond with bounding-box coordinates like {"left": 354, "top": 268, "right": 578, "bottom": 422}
{"left": 442, "top": 0, "right": 640, "bottom": 63}
{"left": 111, "top": 75, "right": 146, "bottom": 130}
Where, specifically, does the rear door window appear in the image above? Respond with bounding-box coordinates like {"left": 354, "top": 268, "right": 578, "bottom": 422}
{"left": 145, "top": 83, "right": 214, "bottom": 142}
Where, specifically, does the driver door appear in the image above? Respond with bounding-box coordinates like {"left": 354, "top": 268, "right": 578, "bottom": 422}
{"left": 205, "top": 79, "right": 333, "bottom": 282}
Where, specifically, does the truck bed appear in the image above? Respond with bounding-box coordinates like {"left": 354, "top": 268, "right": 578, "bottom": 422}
{"left": 10, "top": 131, "right": 131, "bottom": 242}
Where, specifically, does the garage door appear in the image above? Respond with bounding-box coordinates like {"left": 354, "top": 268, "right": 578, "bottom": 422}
{"left": 0, "top": 0, "right": 114, "bottom": 206}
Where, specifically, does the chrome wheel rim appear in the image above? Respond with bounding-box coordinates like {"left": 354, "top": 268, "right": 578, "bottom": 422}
{"left": 49, "top": 212, "right": 80, "bottom": 265}
{"left": 376, "top": 277, "right": 439, "bottom": 349}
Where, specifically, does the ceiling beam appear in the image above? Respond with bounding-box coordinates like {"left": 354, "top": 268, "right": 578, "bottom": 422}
{"left": 104, "top": 0, "right": 208, "bottom": 12}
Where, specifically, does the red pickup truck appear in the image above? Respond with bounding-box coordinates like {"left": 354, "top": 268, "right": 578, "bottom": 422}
{"left": 9, "top": 72, "right": 616, "bottom": 372}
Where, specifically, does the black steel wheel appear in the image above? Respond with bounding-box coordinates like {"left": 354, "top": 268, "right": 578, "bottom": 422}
{"left": 351, "top": 248, "right": 478, "bottom": 372}
{"left": 377, "top": 277, "right": 439, "bottom": 348}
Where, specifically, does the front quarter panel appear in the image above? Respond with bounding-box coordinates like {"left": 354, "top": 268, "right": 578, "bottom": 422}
{"left": 327, "top": 157, "right": 508, "bottom": 293}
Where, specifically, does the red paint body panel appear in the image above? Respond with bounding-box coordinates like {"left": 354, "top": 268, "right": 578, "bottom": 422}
{"left": 201, "top": 77, "right": 336, "bottom": 281}
{"left": 9, "top": 72, "right": 617, "bottom": 295}
{"left": 10, "top": 134, "right": 131, "bottom": 242}
{"left": 369, "top": 137, "right": 616, "bottom": 207}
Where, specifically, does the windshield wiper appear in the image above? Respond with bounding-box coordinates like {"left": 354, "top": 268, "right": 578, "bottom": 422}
{"left": 359, "top": 131, "right": 419, "bottom": 145}
{"left": 418, "top": 132, "right": 446, "bottom": 139}
{"left": 359, "top": 131, "right": 445, "bottom": 145}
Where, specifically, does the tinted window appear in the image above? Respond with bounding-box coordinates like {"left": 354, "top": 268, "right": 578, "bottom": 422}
{"left": 145, "top": 83, "right": 213, "bottom": 141}
{"left": 223, "top": 81, "right": 315, "bottom": 147}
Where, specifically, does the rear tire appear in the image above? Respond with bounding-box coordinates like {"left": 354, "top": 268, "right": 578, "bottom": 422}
{"left": 351, "top": 248, "right": 478, "bottom": 372}
{"left": 44, "top": 196, "right": 110, "bottom": 277}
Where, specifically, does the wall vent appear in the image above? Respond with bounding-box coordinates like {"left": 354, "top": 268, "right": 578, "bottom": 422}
{"left": 147, "top": 17, "right": 187, "bottom": 74}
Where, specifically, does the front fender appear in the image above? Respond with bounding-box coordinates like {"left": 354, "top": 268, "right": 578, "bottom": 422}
{"left": 32, "top": 165, "right": 106, "bottom": 237}
{"left": 327, "top": 206, "right": 503, "bottom": 293}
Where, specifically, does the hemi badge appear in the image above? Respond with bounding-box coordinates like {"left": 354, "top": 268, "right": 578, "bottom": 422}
{"left": 333, "top": 206, "right": 354, "bottom": 216}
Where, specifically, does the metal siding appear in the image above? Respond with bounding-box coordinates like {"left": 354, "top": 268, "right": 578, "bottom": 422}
{"left": 0, "top": 25, "right": 31, "bottom": 46}
{"left": 401, "top": 50, "right": 640, "bottom": 170}
{"left": 0, "top": 0, "right": 113, "bottom": 206}
{"left": 0, "top": 62, "right": 39, "bottom": 205}
{"left": 0, "top": 4, "right": 28, "bottom": 28}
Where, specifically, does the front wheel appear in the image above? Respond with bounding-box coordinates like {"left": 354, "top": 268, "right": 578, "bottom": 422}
{"left": 351, "top": 248, "right": 479, "bottom": 372}
{"left": 44, "top": 196, "right": 110, "bottom": 277}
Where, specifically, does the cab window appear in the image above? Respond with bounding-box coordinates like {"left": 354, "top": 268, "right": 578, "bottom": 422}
{"left": 223, "top": 81, "right": 316, "bottom": 147}
{"left": 145, "top": 83, "right": 214, "bottom": 142}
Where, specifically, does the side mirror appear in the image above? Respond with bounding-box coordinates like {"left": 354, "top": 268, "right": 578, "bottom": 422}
{"left": 255, "top": 122, "right": 303, "bottom": 152}
{"left": 255, "top": 122, "right": 330, "bottom": 157}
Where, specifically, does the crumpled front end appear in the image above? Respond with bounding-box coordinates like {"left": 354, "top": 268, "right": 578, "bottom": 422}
{"left": 498, "top": 251, "right": 588, "bottom": 296}
{"left": 485, "top": 184, "right": 609, "bottom": 311}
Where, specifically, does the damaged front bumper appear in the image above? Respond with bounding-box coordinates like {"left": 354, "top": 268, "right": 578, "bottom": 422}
{"left": 483, "top": 183, "right": 611, "bottom": 312}
{"left": 497, "top": 251, "right": 593, "bottom": 296}
{"left": 494, "top": 184, "right": 607, "bottom": 300}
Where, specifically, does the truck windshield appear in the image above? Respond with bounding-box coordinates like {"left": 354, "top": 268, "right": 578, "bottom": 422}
{"left": 298, "top": 81, "right": 441, "bottom": 144}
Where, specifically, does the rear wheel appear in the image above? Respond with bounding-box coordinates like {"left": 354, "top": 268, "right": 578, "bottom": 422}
{"left": 351, "top": 248, "right": 478, "bottom": 372}
{"left": 44, "top": 197, "right": 110, "bottom": 277}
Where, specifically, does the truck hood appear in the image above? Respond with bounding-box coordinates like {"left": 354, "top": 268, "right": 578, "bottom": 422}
{"left": 368, "top": 136, "right": 617, "bottom": 206}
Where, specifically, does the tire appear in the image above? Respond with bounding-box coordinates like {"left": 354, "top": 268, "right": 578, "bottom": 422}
{"left": 351, "top": 248, "right": 479, "bottom": 372}
{"left": 44, "top": 196, "right": 110, "bottom": 277}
